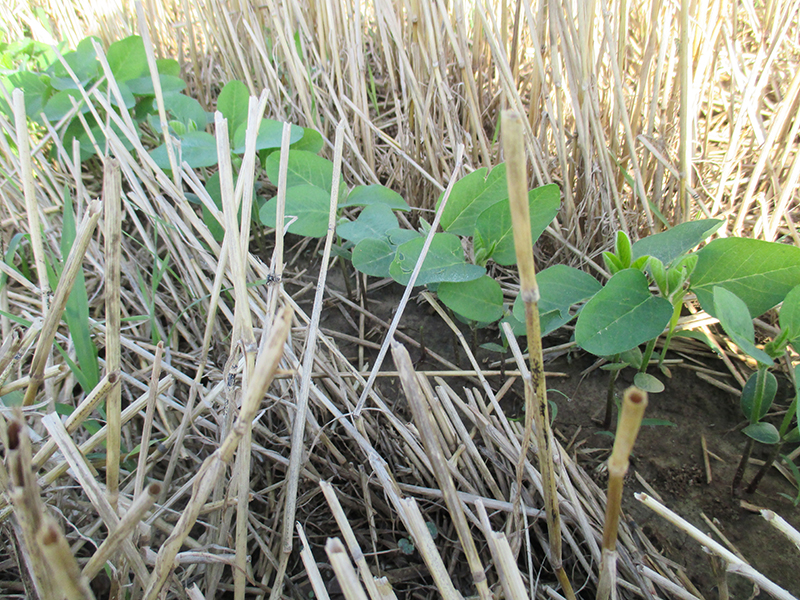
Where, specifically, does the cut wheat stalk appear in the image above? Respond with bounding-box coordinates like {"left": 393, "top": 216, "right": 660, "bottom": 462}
{"left": 272, "top": 121, "right": 346, "bottom": 600}
{"left": 596, "top": 387, "right": 648, "bottom": 600}
{"left": 503, "top": 109, "right": 574, "bottom": 599}
{"left": 103, "top": 159, "right": 123, "bottom": 510}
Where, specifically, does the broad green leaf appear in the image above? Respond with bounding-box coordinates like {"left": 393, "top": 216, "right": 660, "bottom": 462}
{"left": 156, "top": 58, "right": 181, "bottom": 76}
{"left": 713, "top": 287, "right": 773, "bottom": 365}
{"left": 48, "top": 37, "right": 99, "bottom": 89}
{"left": 575, "top": 269, "right": 673, "bottom": 356}
{"left": 126, "top": 74, "right": 186, "bottom": 96}
{"left": 217, "top": 79, "right": 250, "bottom": 136}
{"left": 692, "top": 238, "right": 800, "bottom": 318}
{"left": 337, "top": 204, "right": 398, "bottom": 244}
{"left": 779, "top": 284, "right": 800, "bottom": 341}
{"left": 265, "top": 150, "right": 342, "bottom": 196}
{"left": 1, "top": 71, "right": 50, "bottom": 118}
{"left": 352, "top": 238, "right": 396, "bottom": 277}
{"left": 107, "top": 35, "right": 148, "bottom": 82}
{"left": 100, "top": 80, "right": 135, "bottom": 109}
{"left": 149, "top": 131, "right": 218, "bottom": 169}
{"left": 341, "top": 185, "right": 410, "bottom": 212}
{"left": 513, "top": 265, "right": 602, "bottom": 322}
{"left": 634, "top": 372, "right": 665, "bottom": 393}
{"left": 438, "top": 164, "right": 509, "bottom": 236}
{"left": 615, "top": 231, "right": 632, "bottom": 268}
{"left": 63, "top": 116, "right": 137, "bottom": 161}
{"left": 291, "top": 127, "right": 324, "bottom": 153}
{"left": 741, "top": 370, "right": 778, "bottom": 421}
{"left": 162, "top": 93, "right": 208, "bottom": 129}
{"left": 632, "top": 219, "right": 723, "bottom": 265}
{"left": 389, "top": 233, "right": 484, "bottom": 286}
{"left": 232, "top": 118, "right": 303, "bottom": 154}
{"left": 387, "top": 228, "right": 420, "bottom": 246}
{"left": 474, "top": 183, "right": 560, "bottom": 266}
{"left": 481, "top": 342, "right": 507, "bottom": 353}
{"left": 743, "top": 422, "right": 780, "bottom": 444}
{"left": 43, "top": 88, "right": 88, "bottom": 122}
{"left": 259, "top": 184, "right": 331, "bottom": 238}
{"left": 438, "top": 276, "right": 504, "bottom": 323}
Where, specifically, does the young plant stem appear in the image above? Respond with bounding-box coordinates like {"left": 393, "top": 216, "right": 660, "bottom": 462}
{"left": 746, "top": 442, "right": 783, "bottom": 495}
{"left": 658, "top": 298, "right": 684, "bottom": 368}
{"left": 731, "top": 438, "right": 755, "bottom": 494}
{"left": 503, "top": 110, "right": 574, "bottom": 599}
{"left": 733, "top": 365, "right": 769, "bottom": 493}
{"left": 597, "top": 387, "right": 648, "bottom": 600}
{"left": 746, "top": 395, "right": 797, "bottom": 494}
{"left": 639, "top": 338, "right": 657, "bottom": 373}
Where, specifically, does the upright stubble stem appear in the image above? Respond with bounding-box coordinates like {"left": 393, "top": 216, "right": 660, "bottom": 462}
{"left": 502, "top": 110, "right": 574, "bottom": 599}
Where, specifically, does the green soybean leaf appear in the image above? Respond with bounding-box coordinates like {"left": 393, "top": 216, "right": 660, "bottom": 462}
{"left": 107, "top": 35, "right": 147, "bottom": 82}
{"left": 265, "top": 150, "right": 343, "bottom": 197}
{"left": 231, "top": 118, "right": 303, "bottom": 154}
{"left": 341, "top": 185, "right": 410, "bottom": 212}
{"left": 779, "top": 284, "right": 800, "bottom": 342}
{"left": 2, "top": 71, "right": 50, "bottom": 118}
{"left": 156, "top": 58, "right": 181, "bottom": 77}
{"left": 217, "top": 79, "right": 250, "bottom": 136}
{"left": 741, "top": 370, "right": 778, "bottom": 421}
{"left": 634, "top": 372, "right": 665, "bottom": 393}
{"left": 743, "top": 422, "right": 780, "bottom": 444}
{"left": 439, "top": 164, "right": 509, "bottom": 236}
{"left": 513, "top": 265, "right": 601, "bottom": 322}
{"left": 352, "top": 238, "right": 396, "bottom": 278}
{"left": 481, "top": 342, "right": 507, "bottom": 353}
{"left": 438, "top": 276, "right": 503, "bottom": 323}
{"left": 337, "top": 204, "right": 398, "bottom": 244}
{"left": 474, "top": 183, "right": 560, "bottom": 266}
{"left": 43, "top": 89, "right": 87, "bottom": 122}
{"left": 162, "top": 93, "right": 208, "bottom": 129}
{"left": 615, "top": 231, "right": 632, "bottom": 268}
{"left": 389, "top": 233, "right": 484, "bottom": 286}
{"left": 259, "top": 184, "right": 331, "bottom": 238}
{"left": 48, "top": 37, "right": 99, "bottom": 89}
{"left": 713, "top": 287, "right": 773, "bottom": 365}
{"left": 575, "top": 269, "right": 673, "bottom": 356}
{"left": 692, "top": 238, "right": 800, "bottom": 318}
{"left": 387, "top": 228, "right": 420, "bottom": 246}
{"left": 126, "top": 74, "right": 186, "bottom": 96}
{"left": 149, "top": 131, "right": 218, "bottom": 169}
{"left": 291, "top": 128, "right": 324, "bottom": 153}
{"left": 632, "top": 219, "right": 723, "bottom": 265}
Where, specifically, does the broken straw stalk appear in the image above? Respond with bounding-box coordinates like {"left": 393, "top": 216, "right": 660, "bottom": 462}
{"left": 502, "top": 110, "right": 575, "bottom": 600}
{"left": 596, "top": 387, "right": 648, "bottom": 600}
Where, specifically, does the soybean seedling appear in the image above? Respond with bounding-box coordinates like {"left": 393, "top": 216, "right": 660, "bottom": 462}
{"left": 713, "top": 285, "right": 800, "bottom": 494}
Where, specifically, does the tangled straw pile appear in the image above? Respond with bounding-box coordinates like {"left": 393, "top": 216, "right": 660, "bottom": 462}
{"left": 1, "top": 0, "right": 799, "bottom": 599}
